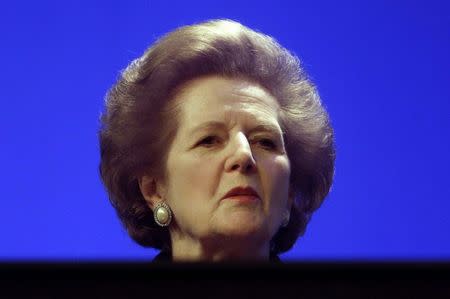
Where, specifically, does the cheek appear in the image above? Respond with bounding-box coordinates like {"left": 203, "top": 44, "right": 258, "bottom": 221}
{"left": 165, "top": 152, "right": 224, "bottom": 236}
{"left": 166, "top": 153, "right": 219, "bottom": 208}
{"left": 259, "top": 155, "right": 291, "bottom": 210}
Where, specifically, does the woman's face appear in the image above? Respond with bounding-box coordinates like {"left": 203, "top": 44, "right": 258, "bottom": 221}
{"left": 157, "top": 75, "right": 291, "bottom": 253}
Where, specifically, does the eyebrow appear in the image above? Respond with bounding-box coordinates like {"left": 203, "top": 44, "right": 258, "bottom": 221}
{"left": 188, "top": 121, "right": 282, "bottom": 136}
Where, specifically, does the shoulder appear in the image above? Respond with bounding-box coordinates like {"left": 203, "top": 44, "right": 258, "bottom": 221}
{"left": 152, "top": 250, "right": 172, "bottom": 262}
{"left": 152, "top": 250, "right": 282, "bottom": 263}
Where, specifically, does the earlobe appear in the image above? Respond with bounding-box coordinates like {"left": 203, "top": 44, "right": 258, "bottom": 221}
{"left": 138, "top": 175, "right": 164, "bottom": 210}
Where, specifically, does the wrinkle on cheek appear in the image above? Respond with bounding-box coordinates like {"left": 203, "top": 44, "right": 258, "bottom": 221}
{"left": 196, "top": 155, "right": 222, "bottom": 201}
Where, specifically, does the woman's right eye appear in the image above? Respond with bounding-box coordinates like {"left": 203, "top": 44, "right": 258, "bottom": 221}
{"left": 197, "top": 136, "right": 219, "bottom": 147}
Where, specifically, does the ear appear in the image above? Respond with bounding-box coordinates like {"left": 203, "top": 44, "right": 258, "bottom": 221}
{"left": 138, "top": 175, "right": 166, "bottom": 210}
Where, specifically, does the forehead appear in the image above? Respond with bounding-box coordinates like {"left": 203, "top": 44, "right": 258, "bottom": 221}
{"left": 174, "top": 76, "right": 281, "bottom": 130}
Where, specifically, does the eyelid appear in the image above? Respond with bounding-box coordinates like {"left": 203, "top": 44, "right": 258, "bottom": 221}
{"left": 254, "top": 137, "right": 277, "bottom": 148}
{"left": 252, "top": 134, "right": 278, "bottom": 143}
{"left": 196, "top": 135, "right": 221, "bottom": 146}
{"left": 195, "top": 133, "right": 283, "bottom": 149}
{"left": 254, "top": 133, "right": 288, "bottom": 151}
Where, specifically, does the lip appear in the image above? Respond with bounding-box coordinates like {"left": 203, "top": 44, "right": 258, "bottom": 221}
{"left": 221, "top": 186, "right": 261, "bottom": 201}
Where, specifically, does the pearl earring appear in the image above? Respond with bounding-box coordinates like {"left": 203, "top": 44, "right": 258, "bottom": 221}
{"left": 153, "top": 201, "right": 172, "bottom": 227}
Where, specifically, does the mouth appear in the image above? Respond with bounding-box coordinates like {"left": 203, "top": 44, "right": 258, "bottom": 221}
{"left": 221, "top": 186, "right": 261, "bottom": 203}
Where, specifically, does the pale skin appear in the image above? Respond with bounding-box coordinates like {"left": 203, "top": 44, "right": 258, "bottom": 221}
{"left": 139, "top": 75, "right": 292, "bottom": 261}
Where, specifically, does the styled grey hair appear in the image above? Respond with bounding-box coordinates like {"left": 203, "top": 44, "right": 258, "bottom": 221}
{"left": 99, "top": 19, "right": 335, "bottom": 254}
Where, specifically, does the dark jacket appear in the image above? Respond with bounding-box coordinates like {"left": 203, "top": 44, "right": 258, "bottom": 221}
{"left": 152, "top": 249, "right": 282, "bottom": 262}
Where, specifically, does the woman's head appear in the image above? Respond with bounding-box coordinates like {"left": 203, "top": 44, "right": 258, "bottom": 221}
{"left": 99, "top": 19, "right": 335, "bottom": 257}
{"left": 140, "top": 75, "right": 293, "bottom": 259}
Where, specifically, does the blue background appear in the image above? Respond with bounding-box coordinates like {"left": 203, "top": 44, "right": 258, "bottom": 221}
{"left": 1, "top": 0, "right": 449, "bottom": 261}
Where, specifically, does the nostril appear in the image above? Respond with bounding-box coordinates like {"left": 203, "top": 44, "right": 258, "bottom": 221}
{"left": 231, "top": 157, "right": 256, "bottom": 172}
{"left": 245, "top": 162, "right": 254, "bottom": 171}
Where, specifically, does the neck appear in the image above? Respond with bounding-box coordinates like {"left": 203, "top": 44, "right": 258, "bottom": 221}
{"left": 170, "top": 233, "right": 271, "bottom": 262}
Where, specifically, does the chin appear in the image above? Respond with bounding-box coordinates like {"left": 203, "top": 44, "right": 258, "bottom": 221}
{"left": 223, "top": 225, "right": 261, "bottom": 236}
{"left": 216, "top": 215, "right": 266, "bottom": 238}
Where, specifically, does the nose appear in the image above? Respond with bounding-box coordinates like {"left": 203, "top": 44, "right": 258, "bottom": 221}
{"left": 224, "top": 132, "right": 257, "bottom": 173}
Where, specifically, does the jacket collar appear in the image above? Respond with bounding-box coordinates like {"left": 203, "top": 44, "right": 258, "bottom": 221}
{"left": 152, "top": 249, "right": 282, "bottom": 263}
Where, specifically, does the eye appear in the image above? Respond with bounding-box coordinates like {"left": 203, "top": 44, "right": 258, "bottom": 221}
{"left": 197, "top": 135, "right": 220, "bottom": 147}
{"left": 257, "top": 138, "right": 277, "bottom": 150}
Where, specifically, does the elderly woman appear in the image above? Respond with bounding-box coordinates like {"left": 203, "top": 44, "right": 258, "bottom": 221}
{"left": 99, "top": 19, "right": 335, "bottom": 262}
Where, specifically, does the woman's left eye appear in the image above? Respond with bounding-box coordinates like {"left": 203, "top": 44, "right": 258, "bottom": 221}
{"left": 257, "top": 138, "right": 277, "bottom": 150}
